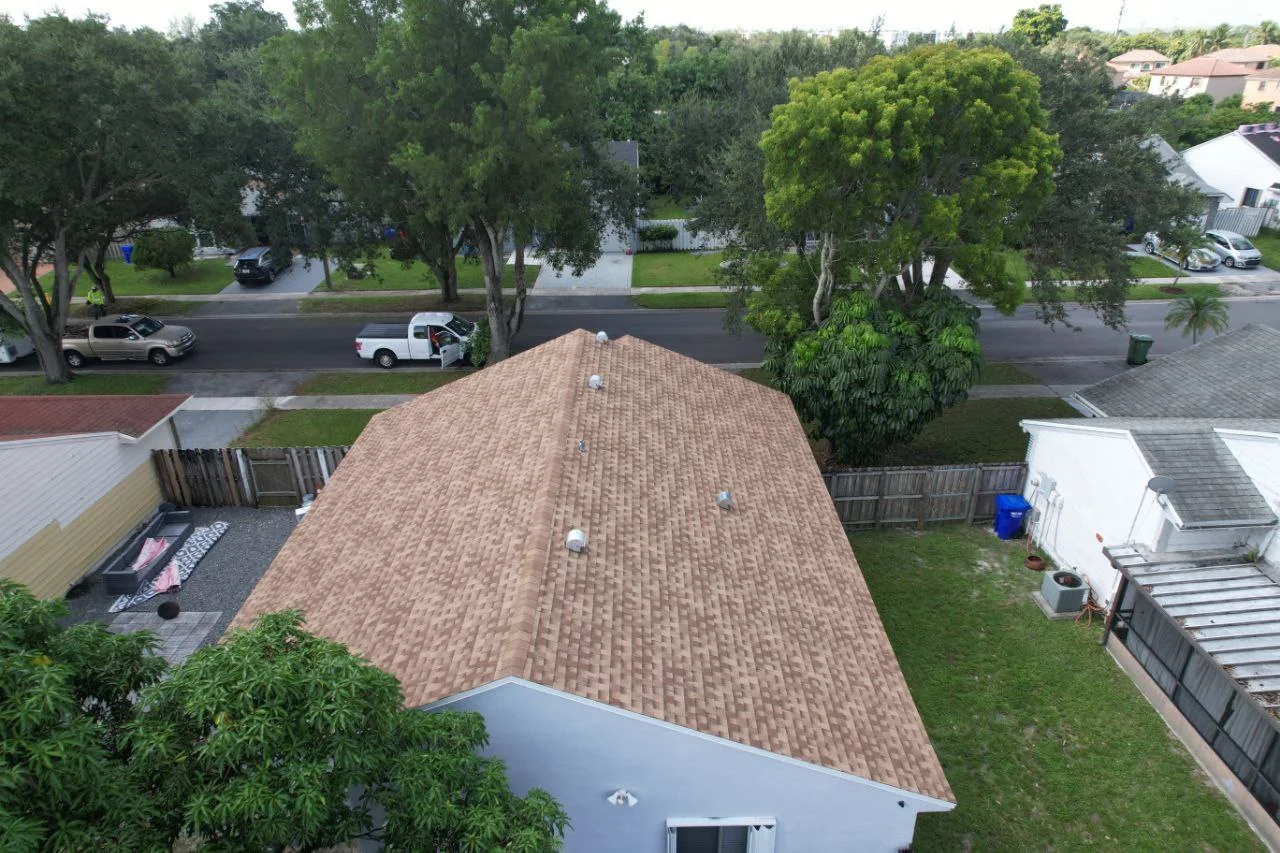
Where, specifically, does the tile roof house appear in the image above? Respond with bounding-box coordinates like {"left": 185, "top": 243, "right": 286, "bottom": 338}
{"left": 1148, "top": 57, "right": 1254, "bottom": 102}
{"left": 235, "top": 330, "right": 954, "bottom": 852}
{"left": 1202, "top": 44, "right": 1280, "bottom": 71}
{"left": 0, "top": 395, "right": 188, "bottom": 598}
{"left": 1107, "top": 49, "right": 1171, "bottom": 87}
{"left": 1243, "top": 67, "right": 1280, "bottom": 112}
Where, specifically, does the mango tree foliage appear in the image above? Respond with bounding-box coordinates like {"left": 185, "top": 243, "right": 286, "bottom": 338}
{"left": 762, "top": 292, "right": 982, "bottom": 465}
{"left": 0, "top": 582, "right": 165, "bottom": 849}
{"left": 761, "top": 45, "right": 1060, "bottom": 323}
{"left": 1011, "top": 4, "right": 1068, "bottom": 46}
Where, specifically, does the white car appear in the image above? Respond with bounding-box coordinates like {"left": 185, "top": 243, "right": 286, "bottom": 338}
{"left": 0, "top": 329, "right": 34, "bottom": 364}
{"left": 1204, "top": 230, "right": 1263, "bottom": 269}
{"left": 1142, "top": 232, "right": 1220, "bottom": 272}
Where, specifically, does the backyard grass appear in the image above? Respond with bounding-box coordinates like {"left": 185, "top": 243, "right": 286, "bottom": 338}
{"left": 853, "top": 525, "right": 1264, "bottom": 850}
{"left": 299, "top": 294, "right": 490, "bottom": 314}
{"left": 879, "top": 397, "right": 1079, "bottom": 467}
{"left": 631, "top": 251, "right": 723, "bottom": 287}
{"left": 232, "top": 409, "right": 379, "bottom": 447}
{"left": 632, "top": 292, "right": 728, "bottom": 308}
{"left": 975, "top": 362, "right": 1039, "bottom": 385}
{"left": 42, "top": 259, "right": 234, "bottom": 296}
{"left": 1251, "top": 229, "right": 1280, "bottom": 267}
{"left": 645, "top": 195, "right": 689, "bottom": 219}
{"left": 0, "top": 374, "right": 170, "bottom": 395}
{"left": 330, "top": 252, "right": 488, "bottom": 291}
{"left": 292, "top": 370, "right": 472, "bottom": 395}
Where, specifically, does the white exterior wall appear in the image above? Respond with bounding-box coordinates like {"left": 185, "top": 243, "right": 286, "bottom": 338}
{"left": 1220, "top": 430, "right": 1280, "bottom": 565}
{"left": 1183, "top": 134, "right": 1280, "bottom": 207}
{"left": 1148, "top": 75, "right": 1247, "bottom": 103}
{"left": 431, "top": 679, "right": 951, "bottom": 853}
{"left": 0, "top": 426, "right": 176, "bottom": 564}
{"left": 1023, "top": 424, "right": 1167, "bottom": 605}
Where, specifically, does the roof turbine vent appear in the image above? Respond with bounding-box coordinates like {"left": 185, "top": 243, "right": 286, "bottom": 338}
{"left": 565, "top": 528, "right": 587, "bottom": 553}
{"left": 588, "top": 374, "right": 604, "bottom": 391}
{"left": 717, "top": 490, "right": 734, "bottom": 510}
{"left": 596, "top": 330, "right": 609, "bottom": 344}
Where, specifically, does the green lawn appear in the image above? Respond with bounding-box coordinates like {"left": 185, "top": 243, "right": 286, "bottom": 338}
{"left": 632, "top": 292, "right": 728, "bottom": 309}
{"left": 292, "top": 371, "right": 471, "bottom": 395}
{"left": 331, "top": 253, "right": 489, "bottom": 291}
{"left": 879, "top": 397, "right": 1079, "bottom": 467}
{"left": 1126, "top": 282, "right": 1220, "bottom": 300}
{"left": 0, "top": 374, "right": 170, "bottom": 395}
{"left": 1126, "top": 253, "right": 1180, "bottom": 279}
{"left": 1251, "top": 229, "right": 1280, "bottom": 268}
{"left": 41, "top": 259, "right": 235, "bottom": 296}
{"left": 300, "top": 294, "right": 490, "bottom": 314}
{"left": 975, "top": 362, "right": 1039, "bottom": 385}
{"left": 854, "top": 526, "right": 1263, "bottom": 850}
{"left": 68, "top": 297, "right": 204, "bottom": 318}
{"left": 232, "top": 409, "right": 379, "bottom": 447}
{"left": 631, "top": 251, "right": 723, "bottom": 287}
{"left": 645, "top": 195, "right": 689, "bottom": 219}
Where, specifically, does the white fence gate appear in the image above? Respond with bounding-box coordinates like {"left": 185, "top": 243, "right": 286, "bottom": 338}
{"left": 636, "top": 219, "right": 733, "bottom": 252}
{"left": 1210, "top": 207, "right": 1274, "bottom": 237}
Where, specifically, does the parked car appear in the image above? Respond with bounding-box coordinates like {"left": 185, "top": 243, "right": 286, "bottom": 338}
{"left": 1142, "top": 232, "right": 1220, "bottom": 271}
{"left": 0, "top": 329, "right": 34, "bottom": 364}
{"left": 62, "top": 314, "right": 196, "bottom": 367}
{"left": 355, "top": 312, "right": 476, "bottom": 368}
{"left": 233, "top": 246, "right": 290, "bottom": 284}
{"left": 1204, "top": 230, "right": 1263, "bottom": 269}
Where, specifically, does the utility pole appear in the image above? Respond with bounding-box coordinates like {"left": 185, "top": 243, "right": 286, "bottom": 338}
{"left": 1115, "top": 0, "right": 1125, "bottom": 36}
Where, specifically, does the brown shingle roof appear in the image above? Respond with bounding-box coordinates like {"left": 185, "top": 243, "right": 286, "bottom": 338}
{"left": 234, "top": 331, "right": 953, "bottom": 802}
{"left": 0, "top": 394, "right": 188, "bottom": 441}
{"left": 1158, "top": 57, "right": 1254, "bottom": 77}
{"left": 1203, "top": 45, "right": 1280, "bottom": 63}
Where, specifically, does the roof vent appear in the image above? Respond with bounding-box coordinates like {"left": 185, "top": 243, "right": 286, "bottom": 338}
{"left": 596, "top": 330, "right": 609, "bottom": 344}
{"left": 588, "top": 374, "right": 604, "bottom": 390}
{"left": 717, "top": 490, "right": 734, "bottom": 510}
{"left": 565, "top": 528, "right": 587, "bottom": 553}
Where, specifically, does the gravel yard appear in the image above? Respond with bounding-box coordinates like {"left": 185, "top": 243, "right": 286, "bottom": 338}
{"left": 62, "top": 506, "right": 296, "bottom": 646}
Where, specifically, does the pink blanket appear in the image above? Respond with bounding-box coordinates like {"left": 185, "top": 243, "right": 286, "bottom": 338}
{"left": 154, "top": 560, "right": 181, "bottom": 593}
{"left": 131, "top": 537, "right": 168, "bottom": 570}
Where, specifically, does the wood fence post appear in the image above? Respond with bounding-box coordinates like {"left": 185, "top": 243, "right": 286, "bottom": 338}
{"left": 964, "top": 463, "right": 985, "bottom": 525}
{"left": 874, "top": 469, "right": 888, "bottom": 529}
{"left": 917, "top": 469, "right": 933, "bottom": 529}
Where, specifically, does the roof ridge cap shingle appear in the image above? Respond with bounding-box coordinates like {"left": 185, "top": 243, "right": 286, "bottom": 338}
{"left": 494, "top": 331, "right": 591, "bottom": 678}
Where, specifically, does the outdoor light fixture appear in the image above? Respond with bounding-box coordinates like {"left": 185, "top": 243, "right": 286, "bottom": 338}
{"left": 606, "top": 789, "right": 638, "bottom": 807}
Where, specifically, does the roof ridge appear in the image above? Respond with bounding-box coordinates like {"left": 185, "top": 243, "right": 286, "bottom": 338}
{"left": 494, "top": 331, "right": 591, "bottom": 678}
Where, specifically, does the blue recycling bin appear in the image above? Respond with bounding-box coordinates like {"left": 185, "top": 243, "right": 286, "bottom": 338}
{"left": 994, "top": 494, "right": 1033, "bottom": 540}
{"left": 120, "top": 244, "right": 134, "bottom": 264}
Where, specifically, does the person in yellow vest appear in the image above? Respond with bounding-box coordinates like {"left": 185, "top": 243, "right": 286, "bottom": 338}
{"left": 87, "top": 285, "right": 106, "bottom": 319}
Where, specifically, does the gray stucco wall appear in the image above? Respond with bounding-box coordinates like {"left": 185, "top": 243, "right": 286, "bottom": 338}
{"left": 431, "top": 679, "right": 949, "bottom": 852}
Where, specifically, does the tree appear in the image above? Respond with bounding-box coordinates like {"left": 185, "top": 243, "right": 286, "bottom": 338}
{"left": 131, "top": 228, "right": 196, "bottom": 279}
{"left": 127, "top": 610, "right": 568, "bottom": 850}
{"left": 1256, "top": 21, "right": 1280, "bottom": 46}
{"left": 1163, "top": 292, "right": 1229, "bottom": 344}
{"left": 1012, "top": 4, "right": 1068, "bottom": 46}
{"left": 0, "top": 17, "right": 202, "bottom": 383}
{"left": 0, "top": 581, "right": 166, "bottom": 849}
{"left": 758, "top": 291, "right": 982, "bottom": 465}
{"left": 1206, "top": 23, "right": 1233, "bottom": 50}
{"left": 761, "top": 45, "right": 1059, "bottom": 323}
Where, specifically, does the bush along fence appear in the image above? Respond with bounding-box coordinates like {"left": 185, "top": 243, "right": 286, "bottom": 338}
{"left": 822, "top": 463, "right": 1028, "bottom": 530}
{"left": 634, "top": 219, "right": 732, "bottom": 252}
{"left": 156, "top": 449, "right": 1028, "bottom": 528}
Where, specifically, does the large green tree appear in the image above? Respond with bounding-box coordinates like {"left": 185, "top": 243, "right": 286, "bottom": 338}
{"left": 0, "top": 16, "right": 202, "bottom": 383}
{"left": 761, "top": 45, "right": 1059, "bottom": 323}
{"left": 1011, "top": 4, "right": 1068, "bottom": 46}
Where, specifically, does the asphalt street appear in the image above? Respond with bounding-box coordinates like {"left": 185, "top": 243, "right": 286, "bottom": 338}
{"left": 5, "top": 296, "right": 1280, "bottom": 379}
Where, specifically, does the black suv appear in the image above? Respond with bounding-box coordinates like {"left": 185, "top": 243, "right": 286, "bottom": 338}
{"left": 233, "top": 247, "right": 289, "bottom": 285}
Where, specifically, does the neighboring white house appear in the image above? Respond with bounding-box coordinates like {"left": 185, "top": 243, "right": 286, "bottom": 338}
{"left": 1183, "top": 124, "right": 1280, "bottom": 210}
{"left": 235, "top": 330, "right": 955, "bottom": 852}
{"left": 1142, "top": 135, "right": 1230, "bottom": 226}
{"left": 1107, "top": 49, "right": 1170, "bottom": 87}
{"left": 1149, "top": 57, "right": 1253, "bottom": 102}
{"left": 0, "top": 395, "right": 188, "bottom": 598}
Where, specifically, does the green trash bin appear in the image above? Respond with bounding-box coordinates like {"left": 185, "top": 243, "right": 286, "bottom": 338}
{"left": 1127, "top": 334, "right": 1153, "bottom": 366}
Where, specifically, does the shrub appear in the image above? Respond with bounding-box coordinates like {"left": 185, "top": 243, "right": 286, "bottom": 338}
{"left": 464, "top": 315, "right": 491, "bottom": 367}
{"left": 637, "top": 223, "right": 679, "bottom": 251}
{"left": 131, "top": 228, "right": 196, "bottom": 278}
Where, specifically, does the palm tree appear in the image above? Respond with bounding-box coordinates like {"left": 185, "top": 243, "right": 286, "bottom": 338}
{"left": 1206, "top": 23, "right": 1233, "bottom": 51}
{"left": 1255, "top": 21, "right": 1280, "bottom": 46}
{"left": 1163, "top": 293, "right": 1230, "bottom": 344}
{"left": 1181, "top": 30, "right": 1209, "bottom": 59}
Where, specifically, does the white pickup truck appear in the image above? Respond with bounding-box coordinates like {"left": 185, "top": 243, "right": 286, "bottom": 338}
{"left": 355, "top": 312, "right": 477, "bottom": 368}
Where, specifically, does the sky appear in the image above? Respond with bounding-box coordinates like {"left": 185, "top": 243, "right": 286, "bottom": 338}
{"left": 1, "top": 0, "right": 1275, "bottom": 37}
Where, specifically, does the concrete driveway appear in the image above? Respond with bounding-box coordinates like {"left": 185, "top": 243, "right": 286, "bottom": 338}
{"left": 218, "top": 255, "right": 329, "bottom": 296}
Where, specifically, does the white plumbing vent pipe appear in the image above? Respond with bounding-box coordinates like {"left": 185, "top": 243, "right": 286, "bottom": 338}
{"left": 596, "top": 331, "right": 609, "bottom": 344}
{"left": 588, "top": 374, "right": 604, "bottom": 390}
{"left": 565, "top": 529, "right": 588, "bottom": 553}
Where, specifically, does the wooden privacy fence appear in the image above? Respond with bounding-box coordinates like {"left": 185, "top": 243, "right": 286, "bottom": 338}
{"left": 155, "top": 449, "right": 1026, "bottom": 525}
{"left": 153, "top": 447, "right": 351, "bottom": 508}
{"left": 821, "top": 463, "right": 1027, "bottom": 531}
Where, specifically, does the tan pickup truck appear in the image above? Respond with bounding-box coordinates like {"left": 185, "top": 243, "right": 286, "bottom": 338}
{"left": 62, "top": 314, "right": 197, "bottom": 367}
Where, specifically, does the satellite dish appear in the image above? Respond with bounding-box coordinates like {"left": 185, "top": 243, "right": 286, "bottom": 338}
{"left": 1148, "top": 476, "right": 1177, "bottom": 495}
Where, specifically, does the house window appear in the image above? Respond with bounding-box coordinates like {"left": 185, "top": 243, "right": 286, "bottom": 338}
{"left": 1189, "top": 77, "right": 1202, "bottom": 87}
{"left": 1243, "top": 187, "right": 1262, "bottom": 207}
{"left": 1141, "top": 62, "right": 1151, "bottom": 70}
{"left": 1259, "top": 81, "right": 1269, "bottom": 91}
{"left": 667, "top": 819, "right": 776, "bottom": 853}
